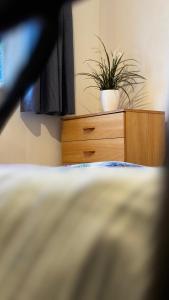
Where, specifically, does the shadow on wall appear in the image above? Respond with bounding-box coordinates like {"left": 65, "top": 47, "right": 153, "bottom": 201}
{"left": 21, "top": 112, "right": 61, "bottom": 141}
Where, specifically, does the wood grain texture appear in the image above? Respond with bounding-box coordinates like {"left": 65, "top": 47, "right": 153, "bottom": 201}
{"left": 61, "top": 113, "right": 125, "bottom": 142}
{"left": 62, "top": 109, "right": 164, "bottom": 120}
{"left": 61, "top": 110, "right": 165, "bottom": 166}
{"left": 125, "top": 111, "right": 165, "bottom": 166}
{"left": 62, "top": 139, "right": 125, "bottom": 163}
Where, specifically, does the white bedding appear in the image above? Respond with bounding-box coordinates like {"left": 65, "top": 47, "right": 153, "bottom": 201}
{"left": 0, "top": 165, "right": 164, "bottom": 300}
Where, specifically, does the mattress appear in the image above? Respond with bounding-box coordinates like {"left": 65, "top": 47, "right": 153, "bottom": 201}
{"left": 0, "top": 164, "right": 163, "bottom": 300}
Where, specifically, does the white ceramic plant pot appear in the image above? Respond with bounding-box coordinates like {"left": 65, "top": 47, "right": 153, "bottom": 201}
{"left": 100, "top": 89, "right": 120, "bottom": 112}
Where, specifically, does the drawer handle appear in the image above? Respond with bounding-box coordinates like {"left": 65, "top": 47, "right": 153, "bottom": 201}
{"left": 83, "top": 127, "right": 95, "bottom": 133}
{"left": 83, "top": 151, "right": 95, "bottom": 157}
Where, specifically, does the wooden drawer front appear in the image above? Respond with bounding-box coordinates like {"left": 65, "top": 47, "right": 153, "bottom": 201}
{"left": 62, "top": 138, "right": 125, "bottom": 163}
{"left": 62, "top": 113, "right": 124, "bottom": 142}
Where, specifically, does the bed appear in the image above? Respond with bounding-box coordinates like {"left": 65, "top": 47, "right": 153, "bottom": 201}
{"left": 62, "top": 161, "right": 143, "bottom": 168}
{"left": 0, "top": 162, "right": 163, "bottom": 300}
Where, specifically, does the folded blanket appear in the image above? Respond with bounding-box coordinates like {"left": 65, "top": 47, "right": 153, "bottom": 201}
{"left": 0, "top": 166, "right": 163, "bottom": 300}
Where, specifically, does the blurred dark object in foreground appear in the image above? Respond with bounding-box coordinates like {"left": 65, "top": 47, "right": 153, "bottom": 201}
{"left": 0, "top": 0, "right": 78, "bottom": 130}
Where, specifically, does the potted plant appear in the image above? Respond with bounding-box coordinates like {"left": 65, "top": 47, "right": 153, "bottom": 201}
{"left": 78, "top": 37, "right": 146, "bottom": 112}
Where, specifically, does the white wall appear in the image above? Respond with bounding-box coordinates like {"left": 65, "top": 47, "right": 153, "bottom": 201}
{"left": 73, "top": 0, "right": 169, "bottom": 113}
{"left": 0, "top": 108, "right": 61, "bottom": 165}
{"left": 100, "top": 0, "right": 169, "bottom": 112}
{"left": 73, "top": 0, "right": 101, "bottom": 114}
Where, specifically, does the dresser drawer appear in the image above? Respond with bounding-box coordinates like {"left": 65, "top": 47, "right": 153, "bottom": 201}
{"left": 62, "top": 138, "right": 125, "bottom": 163}
{"left": 62, "top": 113, "right": 124, "bottom": 142}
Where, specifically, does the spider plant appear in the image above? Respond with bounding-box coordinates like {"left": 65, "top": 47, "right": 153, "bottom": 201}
{"left": 78, "top": 37, "right": 146, "bottom": 103}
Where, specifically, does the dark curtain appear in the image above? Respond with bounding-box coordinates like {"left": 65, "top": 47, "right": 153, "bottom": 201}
{"left": 21, "top": 2, "right": 75, "bottom": 115}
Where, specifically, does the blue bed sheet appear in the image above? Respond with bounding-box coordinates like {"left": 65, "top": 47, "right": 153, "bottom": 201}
{"left": 64, "top": 161, "right": 143, "bottom": 168}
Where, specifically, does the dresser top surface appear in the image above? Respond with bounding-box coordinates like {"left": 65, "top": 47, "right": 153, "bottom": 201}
{"left": 62, "top": 109, "right": 165, "bottom": 121}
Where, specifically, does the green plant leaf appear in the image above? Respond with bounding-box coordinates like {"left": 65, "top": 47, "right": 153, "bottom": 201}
{"left": 78, "top": 36, "right": 146, "bottom": 94}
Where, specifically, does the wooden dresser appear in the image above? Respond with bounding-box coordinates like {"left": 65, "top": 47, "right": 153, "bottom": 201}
{"left": 61, "top": 109, "right": 165, "bottom": 166}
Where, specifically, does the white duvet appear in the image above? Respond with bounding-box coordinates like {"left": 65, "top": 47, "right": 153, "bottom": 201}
{"left": 0, "top": 165, "right": 164, "bottom": 300}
